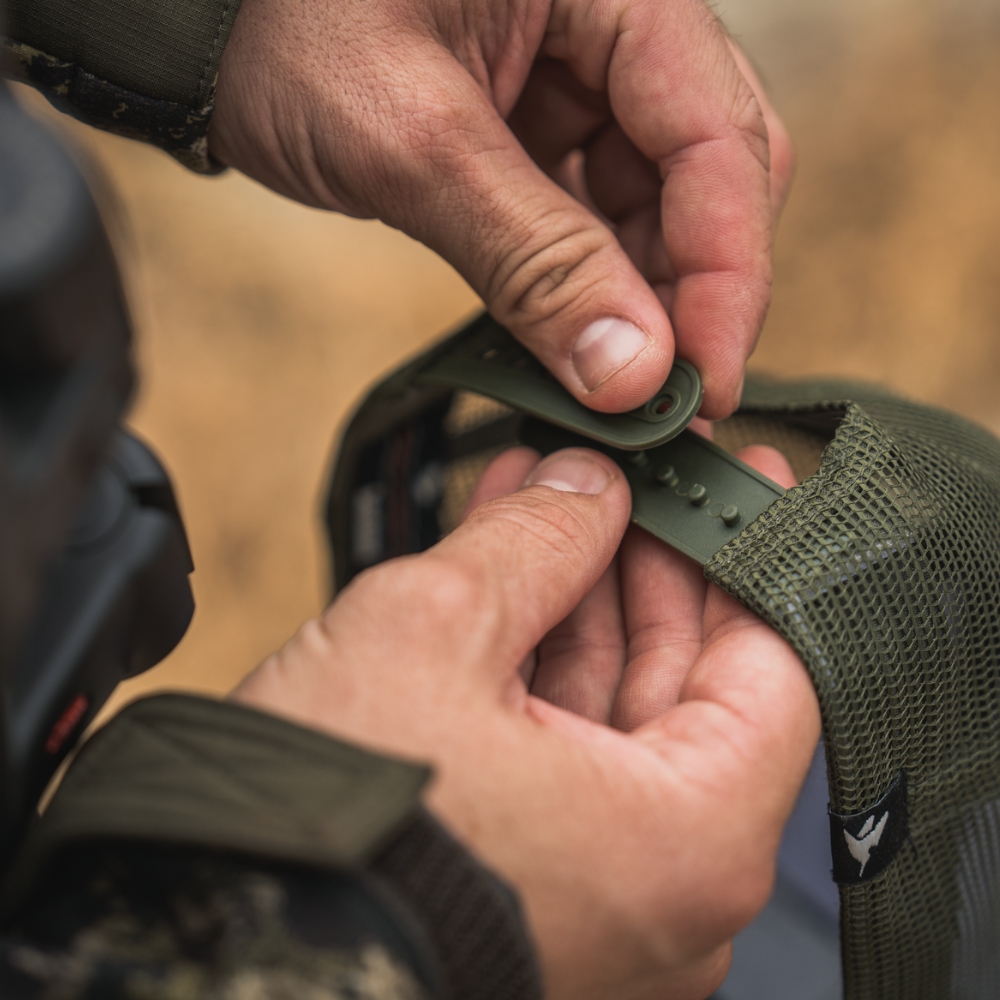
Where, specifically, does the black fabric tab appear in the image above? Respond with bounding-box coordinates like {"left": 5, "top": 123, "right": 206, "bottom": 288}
{"left": 829, "top": 770, "right": 908, "bottom": 885}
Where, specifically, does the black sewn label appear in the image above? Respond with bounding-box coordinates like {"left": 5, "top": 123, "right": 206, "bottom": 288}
{"left": 829, "top": 770, "right": 908, "bottom": 885}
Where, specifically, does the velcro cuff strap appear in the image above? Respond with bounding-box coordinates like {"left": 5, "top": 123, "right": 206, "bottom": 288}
{"left": 3, "top": 693, "right": 431, "bottom": 910}
{"left": 4, "top": 0, "right": 244, "bottom": 171}
{"left": 5, "top": 42, "right": 219, "bottom": 172}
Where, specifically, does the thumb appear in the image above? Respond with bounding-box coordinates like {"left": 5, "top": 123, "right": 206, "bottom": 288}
{"left": 211, "top": 13, "right": 674, "bottom": 412}
{"left": 431, "top": 447, "right": 631, "bottom": 665}
{"left": 353, "top": 50, "right": 675, "bottom": 413}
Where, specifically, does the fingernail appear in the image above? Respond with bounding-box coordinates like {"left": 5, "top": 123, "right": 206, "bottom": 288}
{"left": 572, "top": 317, "right": 650, "bottom": 392}
{"left": 525, "top": 452, "right": 610, "bottom": 495}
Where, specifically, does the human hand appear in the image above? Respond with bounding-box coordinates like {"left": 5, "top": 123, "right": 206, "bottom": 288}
{"left": 233, "top": 444, "right": 820, "bottom": 1000}
{"left": 209, "top": 0, "right": 794, "bottom": 418}
{"left": 461, "top": 436, "right": 806, "bottom": 732}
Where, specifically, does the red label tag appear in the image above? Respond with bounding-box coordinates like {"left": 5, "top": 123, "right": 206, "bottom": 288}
{"left": 45, "top": 694, "right": 90, "bottom": 755}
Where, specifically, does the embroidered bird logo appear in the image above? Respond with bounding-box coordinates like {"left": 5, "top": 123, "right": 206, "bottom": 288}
{"left": 845, "top": 811, "right": 889, "bottom": 877}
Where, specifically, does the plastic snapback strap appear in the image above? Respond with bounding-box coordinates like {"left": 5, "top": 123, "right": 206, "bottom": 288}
{"left": 410, "top": 314, "right": 786, "bottom": 565}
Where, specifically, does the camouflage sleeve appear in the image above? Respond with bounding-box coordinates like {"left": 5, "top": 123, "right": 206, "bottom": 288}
{"left": 2, "top": 0, "right": 243, "bottom": 172}
{"left": 0, "top": 695, "right": 542, "bottom": 1000}
{"left": 0, "top": 840, "right": 435, "bottom": 1000}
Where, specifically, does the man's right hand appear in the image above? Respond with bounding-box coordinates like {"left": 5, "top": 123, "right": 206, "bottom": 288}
{"left": 209, "top": 0, "right": 793, "bottom": 419}
{"left": 233, "top": 444, "right": 819, "bottom": 1000}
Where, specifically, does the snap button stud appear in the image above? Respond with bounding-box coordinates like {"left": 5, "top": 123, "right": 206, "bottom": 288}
{"left": 721, "top": 504, "right": 741, "bottom": 527}
{"left": 656, "top": 464, "right": 679, "bottom": 487}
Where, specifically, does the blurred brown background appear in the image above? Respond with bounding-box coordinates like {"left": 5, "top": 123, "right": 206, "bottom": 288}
{"left": 15, "top": 0, "right": 1000, "bottom": 716}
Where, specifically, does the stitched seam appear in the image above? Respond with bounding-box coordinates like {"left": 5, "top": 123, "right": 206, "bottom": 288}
{"left": 197, "top": 0, "right": 233, "bottom": 106}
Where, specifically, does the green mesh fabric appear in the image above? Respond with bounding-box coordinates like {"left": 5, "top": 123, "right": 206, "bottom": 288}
{"left": 709, "top": 377, "right": 1000, "bottom": 999}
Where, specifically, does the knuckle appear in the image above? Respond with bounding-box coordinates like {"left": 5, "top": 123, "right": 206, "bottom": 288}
{"left": 344, "top": 554, "right": 498, "bottom": 649}
{"left": 486, "top": 221, "right": 612, "bottom": 330}
{"left": 532, "top": 495, "right": 594, "bottom": 552}
{"left": 398, "top": 553, "right": 493, "bottom": 628}
{"left": 478, "top": 490, "right": 595, "bottom": 565}
{"left": 424, "top": 558, "right": 491, "bottom": 622}
{"left": 296, "top": 616, "right": 333, "bottom": 657}
{"left": 727, "top": 86, "right": 771, "bottom": 174}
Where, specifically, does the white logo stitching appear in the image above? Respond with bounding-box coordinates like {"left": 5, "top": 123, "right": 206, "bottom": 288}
{"left": 844, "top": 811, "right": 889, "bottom": 877}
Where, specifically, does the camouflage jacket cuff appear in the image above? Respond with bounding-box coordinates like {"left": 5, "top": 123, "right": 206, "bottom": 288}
{"left": 3, "top": 693, "right": 432, "bottom": 906}
{"left": 3, "top": 0, "right": 244, "bottom": 173}
{"left": 1, "top": 694, "right": 544, "bottom": 1000}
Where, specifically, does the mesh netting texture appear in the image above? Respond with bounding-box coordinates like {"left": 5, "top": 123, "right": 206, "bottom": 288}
{"left": 708, "top": 379, "right": 1000, "bottom": 999}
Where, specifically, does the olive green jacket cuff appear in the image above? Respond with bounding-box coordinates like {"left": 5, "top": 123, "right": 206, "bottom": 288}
{"left": 3, "top": 0, "right": 243, "bottom": 172}
{"left": 4, "top": 693, "right": 431, "bottom": 908}
{"left": 2, "top": 694, "right": 544, "bottom": 1000}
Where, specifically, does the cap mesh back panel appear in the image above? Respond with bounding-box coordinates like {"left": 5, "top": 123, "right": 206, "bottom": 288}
{"left": 330, "top": 374, "right": 1000, "bottom": 998}
{"left": 709, "top": 379, "right": 1000, "bottom": 999}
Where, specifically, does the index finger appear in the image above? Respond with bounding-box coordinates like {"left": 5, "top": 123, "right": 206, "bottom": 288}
{"left": 615, "top": 444, "right": 798, "bottom": 728}
{"left": 546, "top": 0, "right": 774, "bottom": 417}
